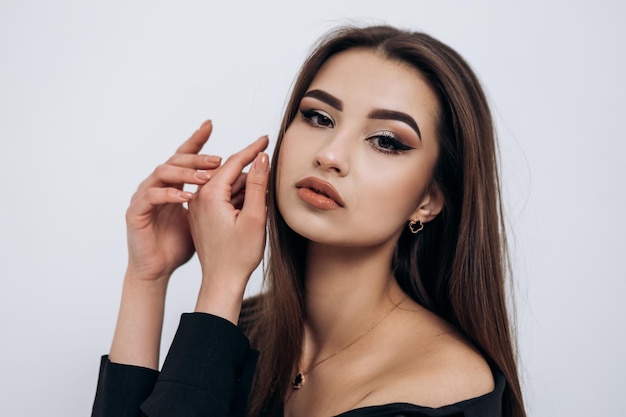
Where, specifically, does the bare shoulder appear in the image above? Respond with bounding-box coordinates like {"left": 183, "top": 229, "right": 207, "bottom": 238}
{"left": 361, "top": 305, "right": 495, "bottom": 408}
{"left": 403, "top": 331, "right": 495, "bottom": 407}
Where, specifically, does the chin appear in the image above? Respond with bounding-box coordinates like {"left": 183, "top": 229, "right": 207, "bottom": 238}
{"left": 286, "top": 219, "right": 396, "bottom": 249}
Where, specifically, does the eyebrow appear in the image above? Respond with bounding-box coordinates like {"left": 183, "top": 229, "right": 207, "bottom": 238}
{"left": 303, "top": 90, "right": 343, "bottom": 111}
{"left": 368, "top": 109, "right": 422, "bottom": 141}
{"left": 302, "top": 89, "right": 422, "bottom": 141}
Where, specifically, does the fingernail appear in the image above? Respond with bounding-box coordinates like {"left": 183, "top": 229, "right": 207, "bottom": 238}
{"left": 206, "top": 155, "right": 221, "bottom": 164}
{"left": 253, "top": 152, "right": 269, "bottom": 172}
{"left": 200, "top": 119, "right": 212, "bottom": 129}
{"left": 179, "top": 191, "right": 193, "bottom": 200}
{"left": 195, "top": 171, "right": 211, "bottom": 181}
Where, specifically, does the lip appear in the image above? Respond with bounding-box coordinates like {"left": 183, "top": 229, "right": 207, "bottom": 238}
{"left": 295, "top": 177, "right": 345, "bottom": 209}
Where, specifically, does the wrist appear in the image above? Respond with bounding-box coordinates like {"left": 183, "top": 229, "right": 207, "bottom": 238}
{"left": 194, "top": 281, "right": 246, "bottom": 325}
{"left": 109, "top": 273, "right": 169, "bottom": 369}
{"left": 123, "top": 267, "right": 171, "bottom": 291}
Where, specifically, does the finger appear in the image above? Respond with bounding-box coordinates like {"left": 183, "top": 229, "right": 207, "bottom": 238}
{"left": 231, "top": 172, "right": 248, "bottom": 195}
{"left": 240, "top": 152, "right": 269, "bottom": 223}
{"left": 129, "top": 187, "right": 193, "bottom": 218}
{"left": 229, "top": 173, "right": 247, "bottom": 209}
{"left": 138, "top": 164, "right": 213, "bottom": 191}
{"left": 167, "top": 153, "right": 222, "bottom": 170}
{"left": 176, "top": 120, "right": 213, "bottom": 155}
{"left": 210, "top": 136, "right": 269, "bottom": 187}
{"left": 230, "top": 189, "right": 245, "bottom": 210}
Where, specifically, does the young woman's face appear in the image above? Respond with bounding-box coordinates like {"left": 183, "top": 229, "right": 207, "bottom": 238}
{"left": 276, "top": 49, "right": 443, "bottom": 248}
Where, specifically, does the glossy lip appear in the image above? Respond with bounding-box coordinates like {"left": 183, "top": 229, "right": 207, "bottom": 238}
{"left": 295, "top": 177, "right": 345, "bottom": 208}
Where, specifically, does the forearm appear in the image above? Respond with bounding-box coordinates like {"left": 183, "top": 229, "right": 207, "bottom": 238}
{"left": 140, "top": 313, "right": 259, "bottom": 417}
{"left": 109, "top": 272, "right": 169, "bottom": 370}
{"left": 189, "top": 142, "right": 269, "bottom": 326}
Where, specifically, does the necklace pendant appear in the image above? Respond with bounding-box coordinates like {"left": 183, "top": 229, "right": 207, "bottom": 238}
{"left": 292, "top": 372, "right": 305, "bottom": 389}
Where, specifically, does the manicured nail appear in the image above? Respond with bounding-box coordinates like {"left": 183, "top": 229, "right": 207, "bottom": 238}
{"left": 206, "top": 155, "right": 221, "bottom": 164}
{"left": 200, "top": 119, "right": 212, "bottom": 129}
{"left": 195, "top": 171, "right": 211, "bottom": 181}
{"left": 253, "top": 152, "right": 269, "bottom": 172}
{"left": 179, "top": 191, "right": 193, "bottom": 200}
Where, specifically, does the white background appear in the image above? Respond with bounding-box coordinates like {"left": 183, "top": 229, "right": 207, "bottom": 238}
{"left": 1, "top": 1, "right": 624, "bottom": 416}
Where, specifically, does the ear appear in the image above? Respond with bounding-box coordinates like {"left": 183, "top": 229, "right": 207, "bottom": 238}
{"left": 410, "top": 183, "right": 444, "bottom": 223}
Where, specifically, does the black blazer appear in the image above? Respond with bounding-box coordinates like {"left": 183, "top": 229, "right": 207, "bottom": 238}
{"left": 91, "top": 312, "right": 505, "bottom": 417}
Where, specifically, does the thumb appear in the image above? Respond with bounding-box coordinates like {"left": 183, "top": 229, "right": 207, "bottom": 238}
{"left": 240, "top": 152, "right": 269, "bottom": 224}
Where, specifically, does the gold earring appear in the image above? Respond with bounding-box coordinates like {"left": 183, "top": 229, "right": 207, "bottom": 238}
{"left": 408, "top": 219, "right": 424, "bottom": 234}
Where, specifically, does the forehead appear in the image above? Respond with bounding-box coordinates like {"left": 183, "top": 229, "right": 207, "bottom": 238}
{"left": 307, "top": 48, "right": 440, "bottom": 119}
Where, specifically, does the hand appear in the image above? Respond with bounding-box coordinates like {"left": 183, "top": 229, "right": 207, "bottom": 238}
{"left": 124, "top": 120, "right": 222, "bottom": 283}
{"left": 188, "top": 135, "right": 270, "bottom": 321}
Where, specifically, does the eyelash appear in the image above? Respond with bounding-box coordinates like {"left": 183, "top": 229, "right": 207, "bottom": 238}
{"left": 368, "top": 131, "right": 414, "bottom": 155}
{"left": 300, "top": 108, "right": 334, "bottom": 128}
{"left": 299, "top": 108, "right": 413, "bottom": 156}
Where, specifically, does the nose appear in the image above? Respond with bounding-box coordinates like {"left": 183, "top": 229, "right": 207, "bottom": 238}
{"left": 313, "top": 131, "right": 352, "bottom": 176}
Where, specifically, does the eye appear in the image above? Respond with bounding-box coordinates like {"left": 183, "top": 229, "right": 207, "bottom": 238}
{"left": 300, "top": 108, "right": 334, "bottom": 128}
{"left": 367, "top": 131, "right": 414, "bottom": 155}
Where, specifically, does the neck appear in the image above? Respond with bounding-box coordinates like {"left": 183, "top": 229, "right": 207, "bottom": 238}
{"left": 301, "top": 241, "right": 404, "bottom": 363}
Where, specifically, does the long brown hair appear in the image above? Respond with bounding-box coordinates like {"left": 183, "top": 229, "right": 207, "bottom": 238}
{"left": 247, "top": 25, "right": 525, "bottom": 417}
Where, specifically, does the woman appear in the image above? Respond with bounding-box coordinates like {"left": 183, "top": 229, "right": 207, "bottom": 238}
{"left": 92, "top": 26, "right": 525, "bottom": 417}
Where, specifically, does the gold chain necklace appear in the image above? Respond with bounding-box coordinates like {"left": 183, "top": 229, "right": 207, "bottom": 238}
{"left": 292, "top": 297, "right": 404, "bottom": 389}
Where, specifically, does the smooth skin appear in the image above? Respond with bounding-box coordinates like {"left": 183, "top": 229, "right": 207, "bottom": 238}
{"left": 109, "top": 120, "right": 269, "bottom": 369}
{"left": 109, "top": 49, "right": 493, "bottom": 417}
{"left": 277, "top": 49, "right": 494, "bottom": 417}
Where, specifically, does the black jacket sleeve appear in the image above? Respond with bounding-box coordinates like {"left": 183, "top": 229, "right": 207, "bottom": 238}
{"left": 92, "top": 356, "right": 159, "bottom": 417}
{"left": 92, "top": 313, "right": 259, "bottom": 417}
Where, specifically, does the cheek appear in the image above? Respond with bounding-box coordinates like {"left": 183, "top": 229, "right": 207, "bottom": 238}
{"left": 275, "top": 137, "right": 296, "bottom": 185}
{"left": 276, "top": 128, "right": 318, "bottom": 181}
{"left": 359, "top": 166, "right": 431, "bottom": 215}
{"left": 274, "top": 134, "right": 303, "bottom": 208}
{"left": 274, "top": 152, "right": 288, "bottom": 206}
